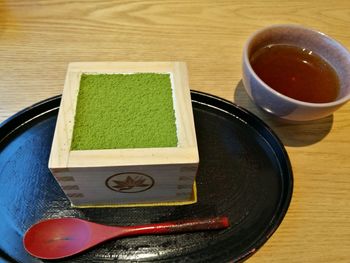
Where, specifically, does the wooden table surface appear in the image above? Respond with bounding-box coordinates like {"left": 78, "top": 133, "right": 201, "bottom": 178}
{"left": 1, "top": 1, "right": 349, "bottom": 262}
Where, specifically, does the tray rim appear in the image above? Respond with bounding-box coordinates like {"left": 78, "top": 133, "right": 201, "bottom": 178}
{"left": 0, "top": 90, "right": 293, "bottom": 263}
{"left": 190, "top": 90, "right": 293, "bottom": 261}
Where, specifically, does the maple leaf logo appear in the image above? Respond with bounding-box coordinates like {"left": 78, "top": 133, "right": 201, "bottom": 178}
{"left": 112, "top": 176, "right": 150, "bottom": 191}
{"left": 106, "top": 173, "right": 154, "bottom": 193}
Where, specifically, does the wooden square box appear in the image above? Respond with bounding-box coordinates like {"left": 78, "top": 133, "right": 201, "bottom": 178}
{"left": 49, "top": 62, "right": 199, "bottom": 207}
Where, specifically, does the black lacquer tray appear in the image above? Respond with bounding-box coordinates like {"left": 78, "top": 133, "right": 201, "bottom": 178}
{"left": 0, "top": 91, "right": 293, "bottom": 263}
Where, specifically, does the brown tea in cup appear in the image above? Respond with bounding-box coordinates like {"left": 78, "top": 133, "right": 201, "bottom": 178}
{"left": 250, "top": 44, "right": 340, "bottom": 103}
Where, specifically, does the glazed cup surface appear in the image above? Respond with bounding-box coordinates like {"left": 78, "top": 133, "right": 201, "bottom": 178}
{"left": 242, "top": 24, "right": 350, "bottom": 121}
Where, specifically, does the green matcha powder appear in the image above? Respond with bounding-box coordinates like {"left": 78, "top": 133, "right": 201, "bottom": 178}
{"left": 71, "top": 73, "right": 178, "bottom": 150}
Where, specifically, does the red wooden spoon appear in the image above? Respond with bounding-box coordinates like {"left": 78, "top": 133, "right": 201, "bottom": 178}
{"left": 23, "top": 216, "right": 229, "bottom": 259}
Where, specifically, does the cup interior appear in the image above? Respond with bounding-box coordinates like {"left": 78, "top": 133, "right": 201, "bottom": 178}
{"left": 246, "top": 25, "right": 350, "bottom": 102}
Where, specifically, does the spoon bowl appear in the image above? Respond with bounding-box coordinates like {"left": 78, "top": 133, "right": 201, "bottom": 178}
{"left": 23, "top": 216, "right": 229, "bottom": 260}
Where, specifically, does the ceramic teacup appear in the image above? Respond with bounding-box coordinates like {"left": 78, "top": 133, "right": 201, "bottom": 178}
{"left": 242, "top": 24, "right": 350, "bottom": 121}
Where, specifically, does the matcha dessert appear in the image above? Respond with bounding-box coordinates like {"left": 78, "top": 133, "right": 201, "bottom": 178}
{"left": 71, "top": 73, "right": 178, "bottom": 150}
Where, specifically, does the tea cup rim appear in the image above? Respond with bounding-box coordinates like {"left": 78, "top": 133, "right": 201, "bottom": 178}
{"left": 243, "top": 24, "right": 350, "bottom": 108}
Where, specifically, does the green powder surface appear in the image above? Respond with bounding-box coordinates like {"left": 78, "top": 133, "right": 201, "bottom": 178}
{"left": 71, "top": 73, "right": 178, "bottom": 150}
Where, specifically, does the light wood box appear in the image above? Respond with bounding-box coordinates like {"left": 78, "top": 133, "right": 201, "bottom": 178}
{"left": 48, "top": 62, "right": 199, "bottom": 207}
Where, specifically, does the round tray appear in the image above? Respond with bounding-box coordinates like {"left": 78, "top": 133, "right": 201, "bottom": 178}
{"left": 0, "top": 91, "right": 293, "bottom": 263}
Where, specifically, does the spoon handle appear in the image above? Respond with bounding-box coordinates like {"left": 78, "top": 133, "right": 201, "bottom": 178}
{"left": 118, "top": 216, "right": 229, "bottom": 237}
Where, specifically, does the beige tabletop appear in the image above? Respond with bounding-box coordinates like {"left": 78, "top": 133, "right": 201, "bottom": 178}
{"left": 1, "top": 1, "right": 349, "bottom": 262}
